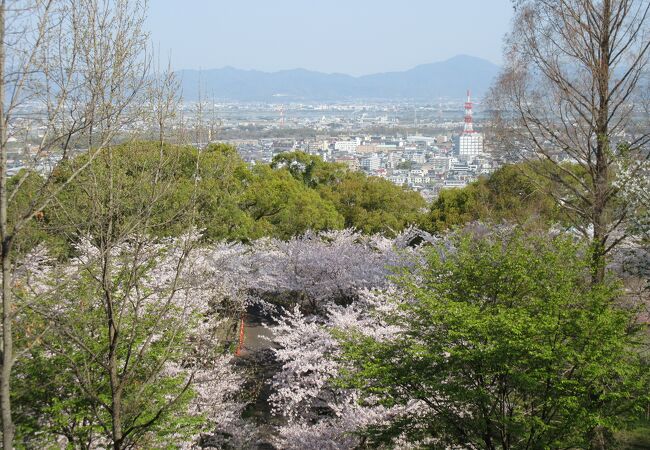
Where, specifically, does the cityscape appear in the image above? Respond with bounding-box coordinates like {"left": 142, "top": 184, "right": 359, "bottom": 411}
{"left": 0, "top": 1, "right": 648, "bottom": 450}
{"left": 177, "top": 89, "right": 492, "bottom": 197}
{"left": 8, "top": 91, "right": 498, "bottom": 199}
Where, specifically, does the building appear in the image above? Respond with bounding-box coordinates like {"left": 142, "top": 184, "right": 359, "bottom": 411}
{"left": 360, "top": 154, "right": 381, "bottom": 172}
{"left": 444, "top": 178, "right": 468, "bottom": 188}
{"left": 334, "top": 139, "right": 360, "bottom": 153}
{"left": 356, "top": 144, "right": 400, "bottom": 154}
{"left": 456, "top": 90, "right": 484, "bottom": 160}
{"left": 405, "top": 150, "right": 426, "bottom": 164}
{"left": 427, "top": 157, "right": 452, "bottom": 172}
{"left": 389, "top": 175, "right": 407, "bottom": 185}
{"left": 407, "top": 135, "right": 437, "bottom": 146}
{"left": 335, "top": 156, "right": 360, "bottom": 171}
{"left": 456, "top": 133, "right": 484, "bottom": 159}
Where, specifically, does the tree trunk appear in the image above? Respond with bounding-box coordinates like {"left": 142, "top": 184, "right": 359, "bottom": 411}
{"left": 107, "top": 280, "right": 123, "bottom": 449}
{"left": 592, "top": 0, "right": 612, "bottom": 285}
{"left": 0, "top": 1, "right": 15, "bottom": 447}
{"left": 109, "top": 329, "right": 122, "bottom": 450}
{"left": 104, "top": 255, "right": 122, "bottom": 449}
{"left": 104, "top": 146, "right": 122, "bottom": 450}
{"left": 1, "top": 244, "right": 14, "bottom": 450}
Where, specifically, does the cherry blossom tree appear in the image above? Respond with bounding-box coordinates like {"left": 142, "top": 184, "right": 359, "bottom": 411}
{"left": 0, "top": 1, "right": 153, "bottom": 443}
{"left": 247, "top": 228, "right": 429, "bottom": 313}
{"left": 265, "top": 289, "right": 419, "bottom": 450}
{"left": 12, "top": 234, "right": 255, "bottom": 448}
{"left": 615, "top": 160, "right": 650, "bottom": 279}
{"left": 10, "top": 226, "right": 437, "bottom": 447}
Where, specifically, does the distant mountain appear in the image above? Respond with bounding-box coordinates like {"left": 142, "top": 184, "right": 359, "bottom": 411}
{"left": 176, "top": 55, "right": 500, "bottom": 102}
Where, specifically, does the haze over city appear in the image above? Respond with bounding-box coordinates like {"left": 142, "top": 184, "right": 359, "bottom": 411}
{"left": 146, "top": 0, "right": 514, "bottom": 74}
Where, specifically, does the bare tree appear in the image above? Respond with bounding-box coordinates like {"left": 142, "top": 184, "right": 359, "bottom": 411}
{"left": 0, "top": 0, "right": 150, "bottom": 446}
{"left": 490, "top": 0, "right": 650, "bottom": 283}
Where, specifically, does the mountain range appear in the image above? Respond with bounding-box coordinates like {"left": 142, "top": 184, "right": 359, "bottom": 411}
{"left": 176, "top": 55, "right": 500, "bottom": 102}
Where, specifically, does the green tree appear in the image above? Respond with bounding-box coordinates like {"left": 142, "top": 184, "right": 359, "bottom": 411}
{"left": 18, "top": 137, "right": 214, "bottom": 449}
{"left": 424, "top": 185, "right": 483, "bottom": 232}
{"left": 6, "top": 171, "right": 68, "bottom": 258}
{"left": 482, "top": 164, "right": 559, "bottom": 224}
{"left": 30, "top": 145, "right": 349, "bottom": 247}
{"left": 43, "top": 142, "right": 196, "bottom": 256}
{"left": 338, "top": 229, "right": 649, "bottom": 449}
{"left": 0, "top": 1, "right": 151, "bottom": 444}
{"left": 12, "top": 242, "right": 210, "bottom": 449}
{"left": 8, "top": 142, "right": 254, "bottom": 254}
{"left": 272, "top": 151, "right": 348, "bottom": 189}
{"left": 273, "top": 152, "right": 427, "bottom": 236}
{"left": 320, "top": 173, "right": 426, "bottom": 235}
{"left": 11, "top": 139, "right": 247, "bottom": 448}
{"left": 491, "top": 0, "right": 650, "bottom": 283}
{"left": 242, "top": 165, "right": 344, "bottom": 239}
{"left": 17, "top": 146, "right": 428, "bottom": 252}
{"left": 186, "top": 143, "right": 258, "bottom": 241}
{"left": 396, "top": 160, "right": 416, "bottom": 171}
{"left": 422, "top": 164, "right": 563, "bottom": 233}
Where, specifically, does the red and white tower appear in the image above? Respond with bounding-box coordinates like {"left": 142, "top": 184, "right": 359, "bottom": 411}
{"left": 463, "top": 89, "right": 474, "bottom": 134}
{"left": 456, "top": 89, "right": 483, "bottom": 159}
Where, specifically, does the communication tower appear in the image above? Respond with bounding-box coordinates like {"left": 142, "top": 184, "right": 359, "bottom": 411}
{"left": 463, "top": 89, "right": 474, "bottom": 134}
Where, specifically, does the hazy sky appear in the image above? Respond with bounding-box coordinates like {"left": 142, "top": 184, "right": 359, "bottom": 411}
{"left": 146, "top": 0, "right": 514, "bottom": 75}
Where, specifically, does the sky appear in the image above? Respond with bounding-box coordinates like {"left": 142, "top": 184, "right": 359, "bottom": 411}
{"left": 146, "top": 0, "right": 514, "bottom": 76}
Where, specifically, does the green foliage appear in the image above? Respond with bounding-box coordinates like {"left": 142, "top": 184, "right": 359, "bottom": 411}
{"left": 320, "top": 172, "right": 426, "bottom": 235}
{"left": 28, "top": 146, "right": 427, "bottom": 249}
{"left": 274, "top": 151, "right": 428, "bottom": 236}
{"left": 49, "top": 142, "right": 198, "bottom": 242}
{"left": 337, "top": 229, "right": 650, "bottom": 449}
{"left": 242, "top": 165, "right": 344, "bottom": 239}
{"left": 7, "top": 170, "right": 68, "bottom": 258}
{"left": 187, "top": 143, "right": 259, "bottom": 241}
{"left": 272, "top": 151, "right": 348, "bottom": 189}
{"left": 423, "top": 185, "right": 482, "bottom": 231}
{"left": 396, "top": 160, "right": 416, "bottom": 170}
{"left": 422, "top": 164, "right": 562, "bottom": 233}
{"left": 11, "top": 148, "right": 583, "bottom": 252}
{"left": 615, "top": 419, "right": 650, "bottom": 450}
{"left": 12, "top": 249, "right": 208, "bottom": 448}
{"left": 11, "top": 145, "right": 353, "bottom": 252}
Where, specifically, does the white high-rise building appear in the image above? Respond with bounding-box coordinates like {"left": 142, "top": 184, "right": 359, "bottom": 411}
{"left": 456, "top": 90, "right": 484, "bottom": 160}
{"left": 457, "top": 133, "right": 484, "bottom": 159}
